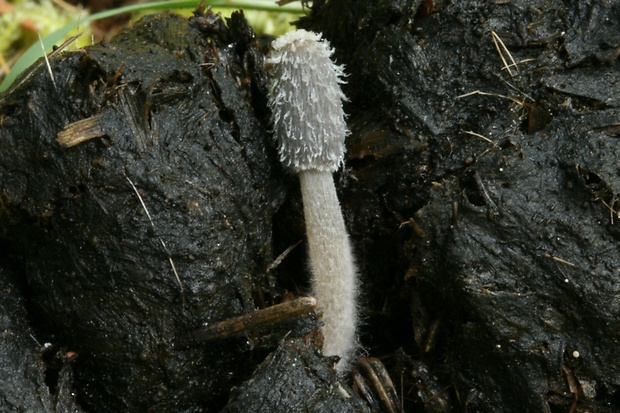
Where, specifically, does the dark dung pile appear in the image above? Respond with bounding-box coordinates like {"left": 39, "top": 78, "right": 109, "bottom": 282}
{"left": 302, "top": 0, "right": 620, "bottom": 411}
{"left": 0, "top": 8, "right": 329, "bottom": 412}
{"left": 1, "top": 1, "right": 620, "bottom": 412}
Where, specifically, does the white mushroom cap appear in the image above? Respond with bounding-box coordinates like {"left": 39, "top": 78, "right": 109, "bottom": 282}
{"left": 266, "top": 29, "right": 349, "bottom": 173}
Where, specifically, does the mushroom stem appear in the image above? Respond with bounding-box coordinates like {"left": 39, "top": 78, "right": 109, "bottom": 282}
{"left": 266, "top": 29, "right": 358, "bottom": 373}
{"left": 299, "top": 170, "right": 357, "bottom": 370}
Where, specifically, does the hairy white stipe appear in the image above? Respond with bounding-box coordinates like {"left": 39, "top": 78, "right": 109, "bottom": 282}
{"left": 266, "top": 29, "right": 349, "bottom": 173}
{"left": 299, "top": 170, "right": 358, "bottom": 371}
{"left": 266, "top": 29, "right": 358, "bottom": 373}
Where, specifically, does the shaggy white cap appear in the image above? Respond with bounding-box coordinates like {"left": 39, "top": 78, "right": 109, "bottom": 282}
{"left": 266, "top": 29, "right": 349, "bottom": 173}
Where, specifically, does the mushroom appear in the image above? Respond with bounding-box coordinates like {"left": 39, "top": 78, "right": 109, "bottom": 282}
{"left": 266, "top": 29, "right": 358, "bottom": 372}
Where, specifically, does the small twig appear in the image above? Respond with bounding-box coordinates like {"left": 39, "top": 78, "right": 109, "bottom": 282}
{"left": 456, "top": 89, "right": 524, "bottom": 106}
{"left": 51, "top": 33, "right": 82, "bottom": 55}
{"left": 184, "top": 180, "right": 215, "bottom": 196}
{"left": 461, "top": 129, "right": 498, "bottom": 147}
{"left": 196, "top": 296, "right": 318, "bottom": 341}
{"left": 267, "top": 240, "right": 302, "bottom": 272}
{"left": 600, "top": 195, "right": 619, "bottom": 225}
{"left": 543, "top": 253, "right": 577, "bottom": 268}
{"left": 29, "top": 333, "right": 43, "bottom": 348}
{"left": 354, "top": 357, "right": 403, "bottom": 413}
{"left": 474, "top": 172, "right": 499, "bottom": 212}
{"left": 562, "top": 365, "right": 579, "bottom": 413}
{"left": 16, "top": 32, "right": 82, "bottom": 93}
{"left": 491, "top": 31, "right": 518, "bottom": 78}
{"left": 57, "top": 115, "right": 105, "bottom": 147}
{"left": 125, "top": 174, "right": 184, "bottom": 291}
{"left": 38, "top": 32, "right": 56, "bottom": 88}
{"left": 500, "top": 58, "right": 536, "bottom": 71}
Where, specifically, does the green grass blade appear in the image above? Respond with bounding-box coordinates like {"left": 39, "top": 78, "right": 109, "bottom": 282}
{"left": 0, "top": 0, "right": 303, "bottom": 93}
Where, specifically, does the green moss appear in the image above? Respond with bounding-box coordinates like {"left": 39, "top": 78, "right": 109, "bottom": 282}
{"left": 0, "top": 0, "right": 91, "bottom": 59}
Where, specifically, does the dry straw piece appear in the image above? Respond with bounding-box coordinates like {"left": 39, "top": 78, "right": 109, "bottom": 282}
{"left": 267, "top": 29, "right": 358, "bottom": 373}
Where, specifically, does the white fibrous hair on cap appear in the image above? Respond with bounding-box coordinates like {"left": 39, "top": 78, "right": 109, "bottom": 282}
{"left": 266, "top": 29, "right": 349, "bottom": 173}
